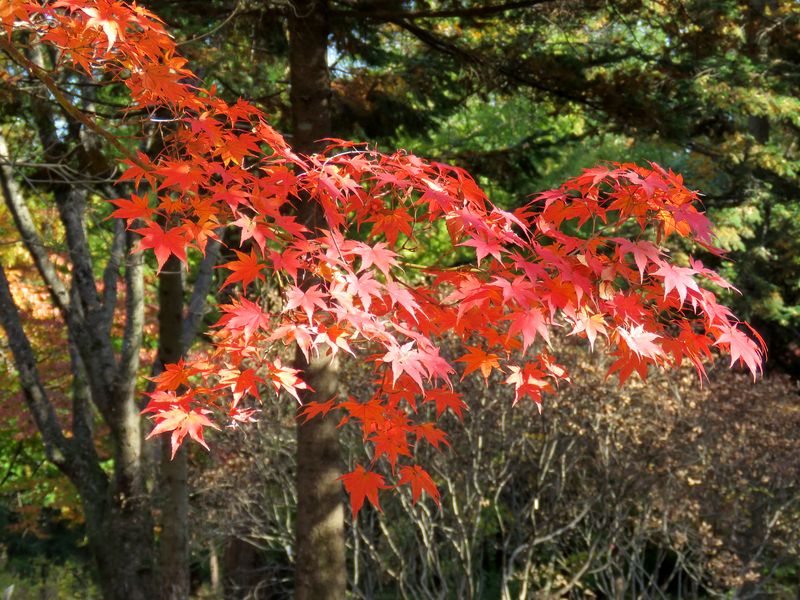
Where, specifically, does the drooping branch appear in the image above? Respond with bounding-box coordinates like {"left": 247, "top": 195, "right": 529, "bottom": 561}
{"left": 391, "top": 19, "right": 604, "bottom": 111}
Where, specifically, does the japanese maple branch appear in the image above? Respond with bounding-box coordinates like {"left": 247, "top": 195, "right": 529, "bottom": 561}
{"left": 0, "top": 37, "right": 150, "bottom": 170}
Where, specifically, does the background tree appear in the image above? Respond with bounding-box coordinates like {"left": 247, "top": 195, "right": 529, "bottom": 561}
{"left": 286, "top": 2, "right": 350, "bottom": 599}
{"left": 0, "top": 14, "right": 220, "bottom": 599}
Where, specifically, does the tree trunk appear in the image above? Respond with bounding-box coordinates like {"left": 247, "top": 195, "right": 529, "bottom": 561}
{"left": 288, "top": 2, "right": 347, "bottom": 599}
{"left": 223, "top": 537, "right": 265, "bottom": 598}
{"left": 288, "top": 0, "right": 332, "bottom": 154}
{"left": 157, "top": 254, "right": 190, "bottom": 600}
{"left": 293, "top": 351, "right": 346, "bottom": 600}
{"left": 85, "top": 495, "right": 158, "bottom": 600}
{"left": 209, "top": 543, "right": 221, "bottom": 595}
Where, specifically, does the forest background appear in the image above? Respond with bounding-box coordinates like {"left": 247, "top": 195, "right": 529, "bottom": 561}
{"left": 0, "top": 0, "right": 798, "bottom": 598}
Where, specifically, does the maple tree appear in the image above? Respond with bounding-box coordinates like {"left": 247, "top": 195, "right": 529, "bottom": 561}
{"left": 0, "top": 0, "right": 766, "bottom": 526}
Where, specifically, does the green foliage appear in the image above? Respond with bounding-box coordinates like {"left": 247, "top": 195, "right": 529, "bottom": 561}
{"left": 0, "top": 559, "right": 99, "bottom": 600}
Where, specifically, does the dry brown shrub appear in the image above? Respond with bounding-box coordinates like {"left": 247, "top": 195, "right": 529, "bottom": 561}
{"left": 190, "top": 336, "right": 800, "bottom": 599}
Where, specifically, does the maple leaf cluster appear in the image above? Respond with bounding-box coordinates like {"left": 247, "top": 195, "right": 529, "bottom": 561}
{"left": 3, "top": 0, "right": 765, "bottom": 517}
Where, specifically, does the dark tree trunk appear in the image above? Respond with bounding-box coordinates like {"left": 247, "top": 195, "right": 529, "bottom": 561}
{"left": 288, "top": 2, "right": 347, "bottom": 599}
{"left": 157, "top": 254, "right": 190, "bottom": 600}
{"left": 289, "top": 0, "right": 332, "bottom": 154}
{"left": 87, "top": 496, "right": 158, "bottom": 600}
{"left": 223, "top": 537, "right": 266, "bottom": 598}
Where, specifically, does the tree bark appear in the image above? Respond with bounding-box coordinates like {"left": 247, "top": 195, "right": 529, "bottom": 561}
{"left": 288, "top": 2, "right": 347, "bottom": 599}
{"left": 293, "top": 350, "right": 346, "bottom": 600}
{"left": 88, "top": 497, "right": 158, "bottom": 600}
{"left": 157, "top": 254, "right": 190, "bottom": 600}
{"left": 289, "top": 0, "right": 332, "bottom": 153}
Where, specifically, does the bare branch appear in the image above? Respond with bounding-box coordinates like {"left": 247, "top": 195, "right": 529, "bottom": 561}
{"left": 392, "top": 18, "right": 604, "bottom": 111}
{"left": 116, "top": 228, "right": 145, "bottom": 397}
{"left": 0, "top": 36, "right": 149, "bottom": 170}
{"left": 180, "top": 236, "right": 222, "bottom": 352}
{"left": 101, "top": 217, "right": 126, "bottom": 333}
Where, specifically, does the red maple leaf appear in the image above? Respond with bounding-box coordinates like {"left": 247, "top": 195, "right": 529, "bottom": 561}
{"left": 504, "top": 364, "right": 552, "bottom": 406}
{"left": 616, "top": 239, "right": 662, "bottom": 281}
{"left": 284, "top": 284, "right": 328, "bottom": 322}
{"left": 299, "top": 399, "right": 337, "bottom": 424}
{"left": 350, "top": 241, "right": 398, "bottom": 276}
{"left": 384, "top": 280, "right": 420, "bottom": 321}
{"left": 267, "top": 359, "right": 308, "bottom": 401}
{"left": 339, "top": 465, "right": 388, "bottom": 518}
{"left": 108, "top": 194, "right": 153, "bottom": 223}
{"left": 617, "top": 325, "right": 663, "bottom": 360}
{"left": 220, "top": 248, "right": 266, "bottom": 290}
{"left": 423, "top": 388, "right": 467, "bottom": 419}
{"left": 412, "top": 422, "right": 449, "bottom": 449}
{"left": 80, "top": 2, "right": 126, "bottom": 51}
{"left": 382, "top": 341, "right": 426, "bottom": 390}
{"left": 570, "top": 311, "right": 608, "bottom": 351}
{"left": 149, "top": 359, "right": 197, "bottom": 391}
{"left": 398, "top": 465, "right": 440, "bottom": 505}
{"left": 368, "top": 208, "right": 413, "bottom": 246}
{"left": 215, "top": 298, "right": 270, "bottom": 341}
{"left": 147, "top": 407, "right": 220, "bottom": 458}
{"left": 507, "top": 308, "right": 550, "bottom": 350}
{"left": 132, "top": 223, "right": 188, "bottom": 271}
{"left": 457, "top": 346, "right": 501, "bottom": 382}
{"left": 458, "top": 234, "right": 505, "bottom": 265}
{"left": 370, "top": 426, "right": 411, "bottom": 470}
{"left": 155, "top": 161, "right": 203, "bottom": 191}
{"left": 653, "top": 261, "right": 700, "bottom": 306}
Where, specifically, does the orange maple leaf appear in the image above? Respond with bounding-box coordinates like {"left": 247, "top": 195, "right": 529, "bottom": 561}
{"left": 457, "top": 346, "right": 500, "bottom": 382}
{"left": 339, "top": 465, "right": 388, "bottom": 518}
